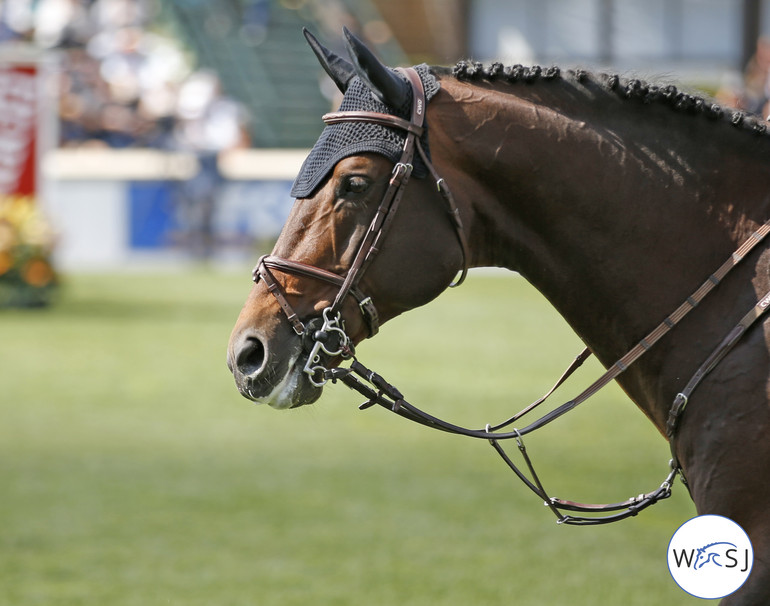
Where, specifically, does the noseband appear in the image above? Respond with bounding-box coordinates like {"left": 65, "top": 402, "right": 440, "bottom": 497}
{"left": 253, "top": 67, "right": 470, "bottom": 385}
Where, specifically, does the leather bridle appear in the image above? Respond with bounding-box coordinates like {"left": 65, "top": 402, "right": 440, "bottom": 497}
{"left": 253, "top": 67, "right": 470, "bottom": 386}
{"left": 252, "top": 65, "right": 770, "bottom": 525}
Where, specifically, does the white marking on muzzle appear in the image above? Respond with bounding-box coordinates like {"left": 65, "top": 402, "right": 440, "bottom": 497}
{"left": 262, "top": 352, "right": 302, "bottom": 410}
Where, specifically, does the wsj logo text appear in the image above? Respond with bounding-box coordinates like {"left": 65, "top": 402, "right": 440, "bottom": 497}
{"left": 667, "top": 515, "right": 753, "bottom": 599}
{"left": 670, "top": 541, "right": 750, "bottom": 573}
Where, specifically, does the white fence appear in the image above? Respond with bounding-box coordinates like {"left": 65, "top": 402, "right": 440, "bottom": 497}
{"left": 42, "top": 148, "right": 308, "bottom": 271}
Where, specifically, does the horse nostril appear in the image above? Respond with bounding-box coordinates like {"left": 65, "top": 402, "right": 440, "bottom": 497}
{"left": 236, "top": 336, "right": 266, "bottom": 377}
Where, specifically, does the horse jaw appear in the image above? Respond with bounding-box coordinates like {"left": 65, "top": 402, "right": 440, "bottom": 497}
{"left": 260, "top": 354, "right": 311, "bottom": 409}
{"left": 238, "top": 355, "right": 324, "bottom": 409}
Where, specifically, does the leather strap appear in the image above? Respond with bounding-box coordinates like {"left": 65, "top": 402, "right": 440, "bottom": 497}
{"left": 323, "top": 111, "right": 425, "bottom": 137}
{"left": 415, "top": 140, "right": 470, "bottom": 287}
{"left": 326, "top": 67, "right": 428, "bottom": 319}
{"left": 518, "top": 217, "right": 770, "bottom": 437}
{"left": 324, "top": 217, "right": 770, "bottom": 525}
{"left": 254, "top": 257, "right": 306, "bottom": 336}
{"left": 666, "top": 287, "right": 770, "bottom": 438}
{"left": 255, "top": 255, "right": 380, "bottom": 337}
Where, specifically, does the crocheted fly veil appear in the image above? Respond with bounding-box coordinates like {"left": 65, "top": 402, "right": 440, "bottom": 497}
{"left": 290, "top": 63, "right": 440, "bottom": 199}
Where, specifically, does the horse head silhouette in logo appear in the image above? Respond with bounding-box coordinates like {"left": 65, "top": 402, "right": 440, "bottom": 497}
{"left": 694, "top": 542, "right": 737, "bottom": 569}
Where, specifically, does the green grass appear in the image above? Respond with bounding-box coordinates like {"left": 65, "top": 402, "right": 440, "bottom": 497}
{"left": 0, "top": 269, "right": 708, "bottom": 605}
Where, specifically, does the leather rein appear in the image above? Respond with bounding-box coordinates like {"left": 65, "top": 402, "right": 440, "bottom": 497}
{"left": 253, "top": 67, "right": 770, "bottom": 525}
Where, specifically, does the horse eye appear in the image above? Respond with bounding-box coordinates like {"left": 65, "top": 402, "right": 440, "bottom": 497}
{"left": 342, "top": 176, "right": 370, "bottom": 196}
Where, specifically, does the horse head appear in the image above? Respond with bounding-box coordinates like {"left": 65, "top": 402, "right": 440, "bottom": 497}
{"left": 227, "top": 29, "right": 466, "bottom": 408}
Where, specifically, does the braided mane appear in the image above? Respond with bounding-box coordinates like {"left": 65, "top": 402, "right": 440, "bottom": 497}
{"left": 450, "top": 60, "right": 769, "bottom": 137}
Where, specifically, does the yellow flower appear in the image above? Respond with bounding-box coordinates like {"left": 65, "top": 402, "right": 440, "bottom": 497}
{"left": 0, "top": 220, "right": 16, "bottom": 251}
{"left": 20, "top": 217, "right": 55, "bottom": 249}
{"left": 0, "top": 196, "right": 56, "bottom": 250}
{"left": 0, "top": 196, "right": 31, "bottom": 227}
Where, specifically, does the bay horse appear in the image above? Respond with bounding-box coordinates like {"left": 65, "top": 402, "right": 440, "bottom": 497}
{"left": 227, "top": 28, "right": 770, "bottom": 604}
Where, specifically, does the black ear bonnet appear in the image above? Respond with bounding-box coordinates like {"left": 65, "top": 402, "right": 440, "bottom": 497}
{"left": 290, "top": 63, "right": 440, "bottom": 199}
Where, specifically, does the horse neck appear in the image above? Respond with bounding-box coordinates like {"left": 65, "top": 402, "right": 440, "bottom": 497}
{"left": 431, "top": 73, "right": 770, "bottom": 428}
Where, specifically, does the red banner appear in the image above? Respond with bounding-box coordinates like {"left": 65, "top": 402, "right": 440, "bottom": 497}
{"left": 0, "top": 55, "right": 57, "bottom": 306}
{"left": 0, "top": 64, "right": 37, "bottom": 197}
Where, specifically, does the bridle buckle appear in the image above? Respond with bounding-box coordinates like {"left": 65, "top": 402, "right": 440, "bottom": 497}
{"left": 303, "top": 307, "right": 352, "bottom": 387}
{"left": 391, "top": 162, "right": 413, "bottom": 183}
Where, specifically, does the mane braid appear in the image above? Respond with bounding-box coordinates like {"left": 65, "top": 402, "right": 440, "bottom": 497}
{"left": 452, "top": 60, "right": 769, "bottom": 137}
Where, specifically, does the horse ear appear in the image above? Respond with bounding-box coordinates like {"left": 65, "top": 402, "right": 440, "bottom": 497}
{"left": 342, "top": 26, "right": 409, "bottom": 109}
{"left": 303, "top": 28, "right": 355, "bottom": 94}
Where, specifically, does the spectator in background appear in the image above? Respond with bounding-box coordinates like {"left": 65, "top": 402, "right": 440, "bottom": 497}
{"left": 34, "top": 0, "right": 93, "bottom": 49}
{"left": 87, "top": 24, "right": 185, "bottom": 147}
{"left": 0, "top": 0, "right": 192, "bottom": 148}
{"left": 0, "top": 0, "right": 35, "bottom": 42}
{"left": 57, "top": 38, "right": 112, "bottom": 146}
{"left": 717, "top": 36, "right": 770, "bottom": 120}
{"left": 171, "top": 70, "right": 250, "bottom": 258}
{"left": 739, "top": 36, "right": 770, "bottom": 117}
{"left": 0, "top": 0, "right": 254, "bottom": 261}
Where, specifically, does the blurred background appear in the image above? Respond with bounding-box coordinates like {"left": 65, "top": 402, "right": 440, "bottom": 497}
{"left": 2, "top": 0, "right": 770, "bottom": 275}
{"left": 2, "top": 1, "right": 770, "bottom": 604}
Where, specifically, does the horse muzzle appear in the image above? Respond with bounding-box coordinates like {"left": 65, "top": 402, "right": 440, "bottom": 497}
{"left": 227, "top": 326, "right": 323, "bottom": 409}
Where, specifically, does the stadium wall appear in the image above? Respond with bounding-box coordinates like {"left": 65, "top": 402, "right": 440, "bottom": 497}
{"left": 42, "top": 149, "right": 307, "bottom": 270}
